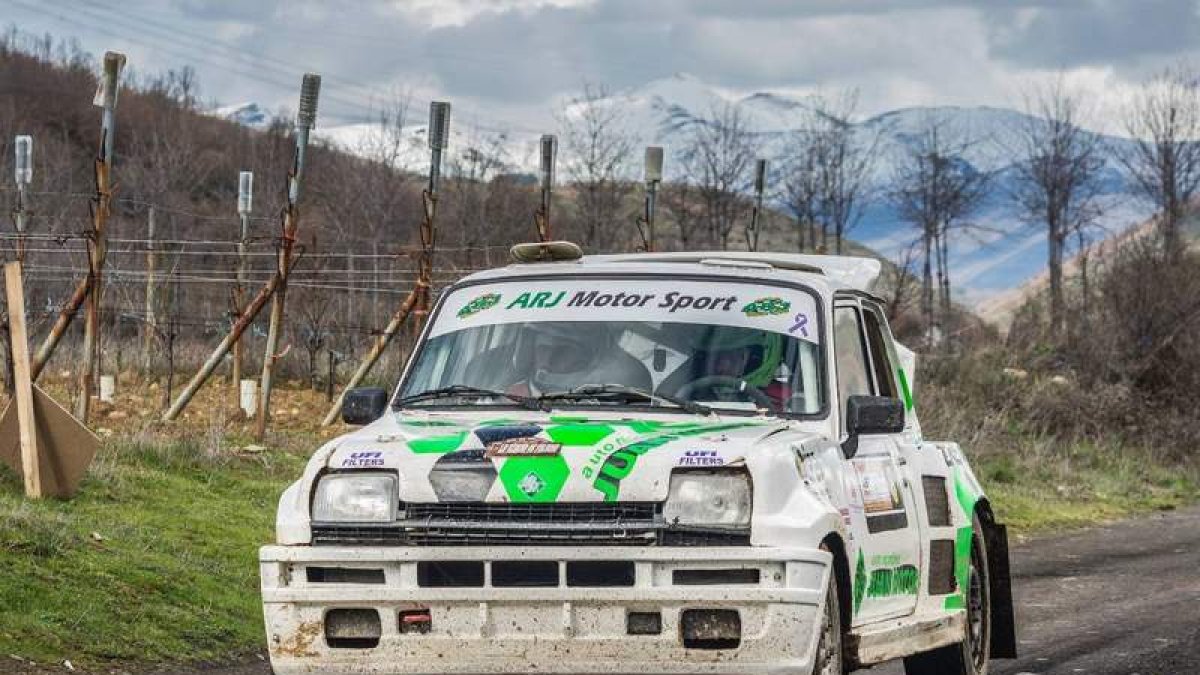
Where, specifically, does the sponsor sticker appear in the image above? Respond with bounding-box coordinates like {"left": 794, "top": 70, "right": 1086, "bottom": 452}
{"left": 742, "top": 296, "right": 791, "bottom": 316}
{"left": 485, "top": 437, "right": 562, "bottom": 457}
{"left": 677, "top": 449, "right": 725, "bottom": 467}
{"left": 341, "top": 450, "right": 385, "bottom": 468}
{"left": 457, "top": 293, "right": 502, "bottom": 318}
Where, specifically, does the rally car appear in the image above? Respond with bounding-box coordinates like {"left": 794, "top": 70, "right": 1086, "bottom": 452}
{"left": 260, "top": 243, "right": 1016, "bottom": 674}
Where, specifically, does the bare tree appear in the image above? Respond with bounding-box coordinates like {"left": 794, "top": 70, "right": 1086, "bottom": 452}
{"left": 1011, "top": 77, "right": 1107, "bottom": 338}
{"left": 445, "top": 123, "right": 511, "bottom": 265}
{"left": 892, "top": 116, "right": 990, "bottom": 346}
{"left": 1120, "top": 65, "right": 1200, "bottom": 263}
{"left": 557, "top": 82, "right": 636, "bottom": 251}
{"left": 782, "top": 91, "right": 878, "bottom": 253}
{"left": 660, "top": 180, "right": 699, "bottom": 250}
{"left": 677, "top": 102, "right": 758, "bottom": 250}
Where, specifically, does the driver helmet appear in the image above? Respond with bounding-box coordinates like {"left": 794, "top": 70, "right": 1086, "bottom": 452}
{"left": 521, "top": 322, "right": 617, "bottom": 393}
{"left": 701, "top": 327, "right": 783, "bottom": 387}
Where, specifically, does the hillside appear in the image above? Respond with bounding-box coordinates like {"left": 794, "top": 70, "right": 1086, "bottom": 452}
{"left": 215, "top": 73, "right": 1155, "bottom": 313}
{"left": 977, "top": 203, "right": 1200, "bottom": 330}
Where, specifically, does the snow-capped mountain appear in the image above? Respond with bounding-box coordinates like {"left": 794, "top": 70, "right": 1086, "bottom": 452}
{"left": 208, "top": 74, "right": 1151, "bottom": 312}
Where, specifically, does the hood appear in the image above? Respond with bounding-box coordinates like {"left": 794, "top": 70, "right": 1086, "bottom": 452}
{"left": 325, "top": 412, "right": 790, "bottom": 503}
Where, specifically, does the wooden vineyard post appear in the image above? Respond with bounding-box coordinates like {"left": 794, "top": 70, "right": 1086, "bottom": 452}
{"left": 77, "top": 51, "right": 125, "bottom": 422}
{"left": 5, "top": 262, "right": 41, "bottom": 498}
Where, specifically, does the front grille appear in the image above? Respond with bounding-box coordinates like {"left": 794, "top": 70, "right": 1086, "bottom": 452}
{"left": 406, "top": 502, "right": 658, "bottom": 524}
{"left": 312, "top": 502, "right": 748, "bottom": 547}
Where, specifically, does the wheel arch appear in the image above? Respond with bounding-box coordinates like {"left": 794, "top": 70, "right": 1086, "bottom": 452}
{"left": 973, "top": 499, "right": 1017, "bottom": 659}
{"left": 820, "top": 531, "right": 857, "bottom": 668}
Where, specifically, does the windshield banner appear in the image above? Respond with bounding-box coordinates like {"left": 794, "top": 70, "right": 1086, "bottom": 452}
{"left": 434, "top": 279, "right": 820, "bottom": 343}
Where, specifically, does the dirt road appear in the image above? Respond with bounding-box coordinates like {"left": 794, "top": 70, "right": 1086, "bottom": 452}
{"left": 155, "top": 506, "right": 1200, "bottom": 675}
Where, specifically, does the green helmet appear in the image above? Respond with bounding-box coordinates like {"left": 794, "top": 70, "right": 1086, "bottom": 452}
{"left": 702, "top": 327, "right": 784, "bottom": 387}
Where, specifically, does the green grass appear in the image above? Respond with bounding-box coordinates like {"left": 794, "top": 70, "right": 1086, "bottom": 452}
{"left": 974, "top": 445, "right": 1199, "bottom": 535}
{"left": 0, "top": 434, "right": 306, "bottom": 668}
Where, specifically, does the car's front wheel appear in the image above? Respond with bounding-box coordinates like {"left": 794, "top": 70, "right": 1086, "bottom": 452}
{"left": 903, "top": 511, "right": 991, "bottom": 675}
{"left": 812, "top": 555, "right": 843, "bottom": 675}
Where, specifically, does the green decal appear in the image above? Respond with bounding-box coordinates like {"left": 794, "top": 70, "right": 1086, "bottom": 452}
{"left": 866, "top": 565, "right": 920, "bottom": 598}
{"left": 457, "top": 293, "right": 501, "bottom": 318}
{"left": 506, "top": 290, "right": 566, "bottom": 310}
{"left": 546, "top": 424, "right": 615, "bottom": 446}
{"left": 945, "top": 469, "right": 980, "bottom": 610}
{"left": 407, "top": 432, "right": 468, "bottom": 454}
{"left": 897, "top": 367, "right": 914, "bottom": 411}
{"left": 591, "top": 422, "right": 761, "bottom": 500}
{"left": 499, "top": 456, "right": 570, "bottom": 503}
{"left": 944, "top": 526, "right": 973, "bottom": 610}
{"left": 853, "top": 550, "right": 867, "bottom": 616}
{"left": 742, "top": 296, "right": 791, "bottom": 317}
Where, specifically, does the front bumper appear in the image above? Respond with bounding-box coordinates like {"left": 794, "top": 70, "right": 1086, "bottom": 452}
{"left": 260, "top": 545, "right": 831, "bottom": 675}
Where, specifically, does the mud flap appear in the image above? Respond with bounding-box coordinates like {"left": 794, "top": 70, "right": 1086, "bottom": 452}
{"left": 984, "top": 521, "right": 1017, "bottom": 658}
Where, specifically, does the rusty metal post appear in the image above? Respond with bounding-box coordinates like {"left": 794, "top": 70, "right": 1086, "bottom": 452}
{"left": 231, "top": 170, "right": 252, "bottom": 403}
{"left": 319, "top": 101, "right": 449, "bottom": 427}
{"left": 77, "top": 51, "right": 125, "bottom": 422}
{"left": 255, "top": 74, "right": 320, "bottom": 440}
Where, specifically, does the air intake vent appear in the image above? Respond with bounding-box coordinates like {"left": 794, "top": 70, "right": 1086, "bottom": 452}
{"left": 922, "top": 476, "right": 951, "bottom": 527}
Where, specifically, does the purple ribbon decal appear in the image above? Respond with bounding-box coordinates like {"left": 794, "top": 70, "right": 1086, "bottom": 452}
{"left": 790, "top": 312, "right": 809, "bottom": 337}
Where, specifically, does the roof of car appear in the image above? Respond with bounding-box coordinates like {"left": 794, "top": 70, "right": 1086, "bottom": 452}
{"left": 458, "top": 250, "right": 883, "bottom": 294}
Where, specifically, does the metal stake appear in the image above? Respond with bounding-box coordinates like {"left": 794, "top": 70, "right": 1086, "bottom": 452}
{"left": 255, "top": 74, "right": 320, "bottom": 440}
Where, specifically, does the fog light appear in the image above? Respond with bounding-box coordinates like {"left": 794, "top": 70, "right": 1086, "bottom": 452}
{"left": 325, "top": 608, "right": 381, "bottom": 649}
{"left": 680, "top": 608, "right": 741, "bottom": 649}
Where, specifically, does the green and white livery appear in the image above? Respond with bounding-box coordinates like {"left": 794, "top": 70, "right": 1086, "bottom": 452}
{"left": 261, "top": 249, "right": 1015, "bottom": 675}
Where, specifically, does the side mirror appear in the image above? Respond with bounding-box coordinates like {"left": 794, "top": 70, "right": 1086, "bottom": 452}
{"left": 342, "top": 387, "right": 388, "bottom": 425}
{"left": 841, "top": 395, "right": 905, "bottom": 458}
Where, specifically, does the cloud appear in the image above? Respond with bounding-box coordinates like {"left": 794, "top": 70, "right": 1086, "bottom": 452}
{"left": 984, "top": 0, "right": 1200, "bottom": 72}
{"left": 6, "top": 0, "right": 1200, "bottom": 129}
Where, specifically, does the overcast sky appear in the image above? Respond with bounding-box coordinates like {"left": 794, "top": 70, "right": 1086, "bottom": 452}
{"left": 4, "top": 0, "right": 1199, "bottom": 131}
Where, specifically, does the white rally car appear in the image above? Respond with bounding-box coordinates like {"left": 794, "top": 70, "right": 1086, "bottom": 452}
{"left": 260, "top": 245, "right": 1016, "bottom": 675}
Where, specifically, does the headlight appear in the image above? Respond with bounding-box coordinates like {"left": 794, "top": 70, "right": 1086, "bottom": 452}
{"left": 312, "top": 473, "right": 397, "bottom": 523}
{"left": 663, "top": 470, "right": 752, "bottom": 528}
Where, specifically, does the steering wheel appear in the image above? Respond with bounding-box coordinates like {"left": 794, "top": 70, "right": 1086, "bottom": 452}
{"left": 674, "top": 376, "right": 776, "bottom": 410}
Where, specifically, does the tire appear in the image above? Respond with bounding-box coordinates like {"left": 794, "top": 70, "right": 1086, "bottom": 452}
{"left": 813, "top": 555, "right": 844, "bottom": 675}
{"left": 903, "top": 511, "right": 991, "bottom": 675}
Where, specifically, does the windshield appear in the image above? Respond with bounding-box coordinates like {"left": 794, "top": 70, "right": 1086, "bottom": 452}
{"left": 399, "top": 278, "right": 824, "bottom": 415}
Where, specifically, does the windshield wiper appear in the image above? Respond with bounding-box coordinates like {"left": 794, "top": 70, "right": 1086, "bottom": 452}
{"left": 538, "top": 384, "right": 712, "bottom": 416}
{"left": 393, "top": 385, "right": 543, "bottom": 410}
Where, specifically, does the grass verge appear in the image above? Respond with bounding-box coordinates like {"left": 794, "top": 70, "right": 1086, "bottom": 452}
{"left": 0, "top": 433, "right": 307, "bottom": 670}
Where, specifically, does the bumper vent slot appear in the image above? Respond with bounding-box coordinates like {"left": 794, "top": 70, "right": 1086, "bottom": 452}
{"left": 305, "top": 567, "right": 385, "bottom": 585}
{"left": 673, "top": 568, "right": 760, "bottom": 585}
{"left": 492, "top": 560, "right": 559, "bottom": 587}
{"left": 418, "top": 561, "right": 485, "bottom": 587}
{"left": 566, "top": 561, "right": 635, "bottom": 587}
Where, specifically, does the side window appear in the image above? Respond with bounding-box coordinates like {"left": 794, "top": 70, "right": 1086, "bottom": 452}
{"left": 862, "top": 306, "right": 898, "bottom": 399}
{"left": 833, "top": 305, "right": 873, "bottom": 425}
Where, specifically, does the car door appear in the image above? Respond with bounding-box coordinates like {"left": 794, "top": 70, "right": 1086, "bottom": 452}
{"left": 833, "top": 298, "right": 922, "bottom": 624}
